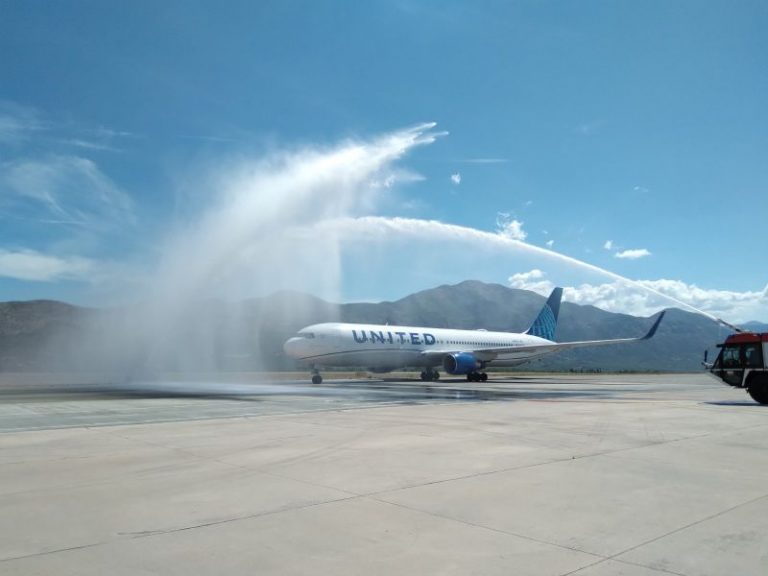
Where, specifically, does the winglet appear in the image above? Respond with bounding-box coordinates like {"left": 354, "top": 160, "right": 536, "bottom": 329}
{"left": 525, "top": 287, "right": 563, "bottom": 341}
{"left": 641, "top": 311, "right": 665, "bottom": 340}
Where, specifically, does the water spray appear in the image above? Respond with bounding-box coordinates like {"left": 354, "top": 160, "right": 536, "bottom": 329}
{"left": 313, "top": 216, "right": 748, "bottom": 330}
{"left": 84, "top": 122, "right": 752, "bottom": 379}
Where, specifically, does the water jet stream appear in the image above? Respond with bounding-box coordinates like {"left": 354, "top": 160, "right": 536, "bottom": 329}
{"left": 314, "top": 216, "right": 742, "bottom": 329}
{"left": 74, "top": 123, "right": 752, "bottom": 379}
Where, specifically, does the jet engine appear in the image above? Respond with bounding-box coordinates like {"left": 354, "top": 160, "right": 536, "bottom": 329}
{"left": 443, "top": 352, "right": 480, "bottom": 375}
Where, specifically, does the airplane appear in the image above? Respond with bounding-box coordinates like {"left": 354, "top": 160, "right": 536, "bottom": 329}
{"left": 283, "top": 287, "right": 665, "bottom": 384}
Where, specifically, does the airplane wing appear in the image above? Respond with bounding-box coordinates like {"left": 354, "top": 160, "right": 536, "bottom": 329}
{"left": 480, "top": 311, "right": 665, "bottom": 358}
{"left": 420, "top": 311, "right": 665, "bottom": 363}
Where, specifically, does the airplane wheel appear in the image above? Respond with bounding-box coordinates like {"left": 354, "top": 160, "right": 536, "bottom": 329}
{"left": 432, "top": 371, "right": 440, "bottom": 381}
{"left": 311, "top": 374, "right": 322, "bottom": 385}
{"left": 466, "top": 373, "right": 473, "bottom": 382}
{"left": 481, "top": 373, "right": 488, "bottom": 382}
{"left": 420, "top": 371, "right": 427, "bottom": 381}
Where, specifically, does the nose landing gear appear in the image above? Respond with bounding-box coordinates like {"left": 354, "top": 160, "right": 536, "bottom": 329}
{"left": 311, "top": 368, "right": 323, "bottom": 385}
{"left": 466, "top": 371, "right": 488, "bottom": 382}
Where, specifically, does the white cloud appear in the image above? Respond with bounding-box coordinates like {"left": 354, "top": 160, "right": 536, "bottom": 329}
{"left": 0, "top": 101, "right": 135, "bottom": 149}
{"left": 603, "top": 240, "right": 613, "bottom": 250}
{"left": 510, "top": 269, "right": 544, "bottom": 283}
{"left": 0, "top": 249, "right": 95, "bottom": 282}
{"left": 450, "top": 172, "right": 461, "bottom": 185}
{"left": 508, "top": 269, "right": 554, "bottom": 295}
{"left": 0, "top": 101, "right": 43, "bottom": 144}
{"left": 506, "top": 269, "right": 768, "bottom": 323}
{"left": 89, "top": 126, "right": 136, "bottom": 139}
{"left": 615, "top": 248, "right": 651, "bottom": 260}
{"left": 1, "top": 155, "right": 133, "bottom": 229}
{"left": 563, "top": 279, "right": 767, "bottom": 322}
{"left": 54, "top": 138, "right": 119, "bottom": 152}
{"left": 495, "top": 212, "right": 527, "bottom": 241}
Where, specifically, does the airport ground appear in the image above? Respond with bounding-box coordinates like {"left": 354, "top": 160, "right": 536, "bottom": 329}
{"left": 1, "top": 372, "right": 766, "bottom": 575}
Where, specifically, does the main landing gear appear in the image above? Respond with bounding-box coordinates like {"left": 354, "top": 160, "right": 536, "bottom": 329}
{"left": 311, "top": 368, "right": 323, "bottom": 385}
{"left": 420, "top": 369, "right": 440, "bottom": 382}
{"left": 466, "top": 371, "right": 488, "bottom": 382}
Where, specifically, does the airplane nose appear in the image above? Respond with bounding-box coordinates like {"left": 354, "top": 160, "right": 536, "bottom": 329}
{"left": 283, "top": 337, "right": 301, "bottom": 358}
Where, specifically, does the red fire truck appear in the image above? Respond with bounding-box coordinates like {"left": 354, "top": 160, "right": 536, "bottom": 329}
{"left": 708, "top": 332, "right": 768, "bottom": 404}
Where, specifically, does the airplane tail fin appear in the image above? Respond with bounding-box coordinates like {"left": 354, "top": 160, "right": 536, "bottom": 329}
{"left": 525, "top": 287, "right": 563, "bottom": 341}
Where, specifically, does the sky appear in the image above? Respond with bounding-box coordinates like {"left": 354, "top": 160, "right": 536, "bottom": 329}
{"left": 0, "top": 0, "right": 766, "bottom": 323}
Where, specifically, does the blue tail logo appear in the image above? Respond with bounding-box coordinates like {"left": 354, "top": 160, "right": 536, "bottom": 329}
{"left": 525, "top": 287, "right": 563, "bottom": 341}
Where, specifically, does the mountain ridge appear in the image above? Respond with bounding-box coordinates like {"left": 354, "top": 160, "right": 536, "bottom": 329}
{"left": 0, "top": 281, "right": 752, "bottom": 373}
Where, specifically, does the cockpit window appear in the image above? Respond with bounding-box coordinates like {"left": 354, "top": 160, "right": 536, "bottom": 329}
{"left": 298, "top": 332, "right": 315, "bottom": 339}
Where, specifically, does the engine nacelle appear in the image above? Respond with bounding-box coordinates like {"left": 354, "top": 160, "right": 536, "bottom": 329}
{"left": 443, "top": 352, "right": 480, "bottom": 375}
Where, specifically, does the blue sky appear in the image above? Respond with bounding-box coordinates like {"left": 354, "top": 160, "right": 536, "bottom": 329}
{"left": 1, "top": 1, "right": 766, "bottom": 321}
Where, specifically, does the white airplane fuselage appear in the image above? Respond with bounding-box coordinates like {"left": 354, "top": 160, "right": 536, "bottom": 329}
{"left": 282, "top": 287, "right": 664, "bottom": 383}
{"left": 283, "top": 322, "right": 553, "bottom": 371}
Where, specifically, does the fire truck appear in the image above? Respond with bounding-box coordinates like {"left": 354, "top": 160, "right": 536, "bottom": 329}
{"left": 707, "top": 332, "right": 768, "bottom": 404}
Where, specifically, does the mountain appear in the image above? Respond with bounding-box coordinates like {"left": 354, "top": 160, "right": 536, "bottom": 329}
{"left": 0, "top": 300, "right": 99, "bottom": 371}
{"left": 0, "top": 281, "right": 746, "bottom": 373}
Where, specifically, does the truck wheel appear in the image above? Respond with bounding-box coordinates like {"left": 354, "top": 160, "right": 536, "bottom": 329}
{"left": 746, "top": 373, "right": 768, "bottom": 405}
{"left": 747, "top": 386, "right": 768, "bottom": 405}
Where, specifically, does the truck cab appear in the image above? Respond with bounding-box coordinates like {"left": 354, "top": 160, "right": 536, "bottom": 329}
{"left": 709, "top": 333, "right": 768, "bottom": 404}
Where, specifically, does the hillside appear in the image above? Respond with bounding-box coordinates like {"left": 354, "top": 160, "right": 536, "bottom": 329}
{"left": 0, "top": 281, "right": 745, "bottom": 373}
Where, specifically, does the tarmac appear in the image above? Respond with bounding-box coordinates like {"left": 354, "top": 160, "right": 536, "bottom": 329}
{"left": 1, "top": 372, "right": 767, "bottom": 575}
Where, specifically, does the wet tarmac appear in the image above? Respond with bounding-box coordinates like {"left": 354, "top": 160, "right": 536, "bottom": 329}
{"left": 2, "top": 373, "right": 767, "bottom": 575}
{"left": 0, "top": 372, "right": 726, "bottom": 433}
